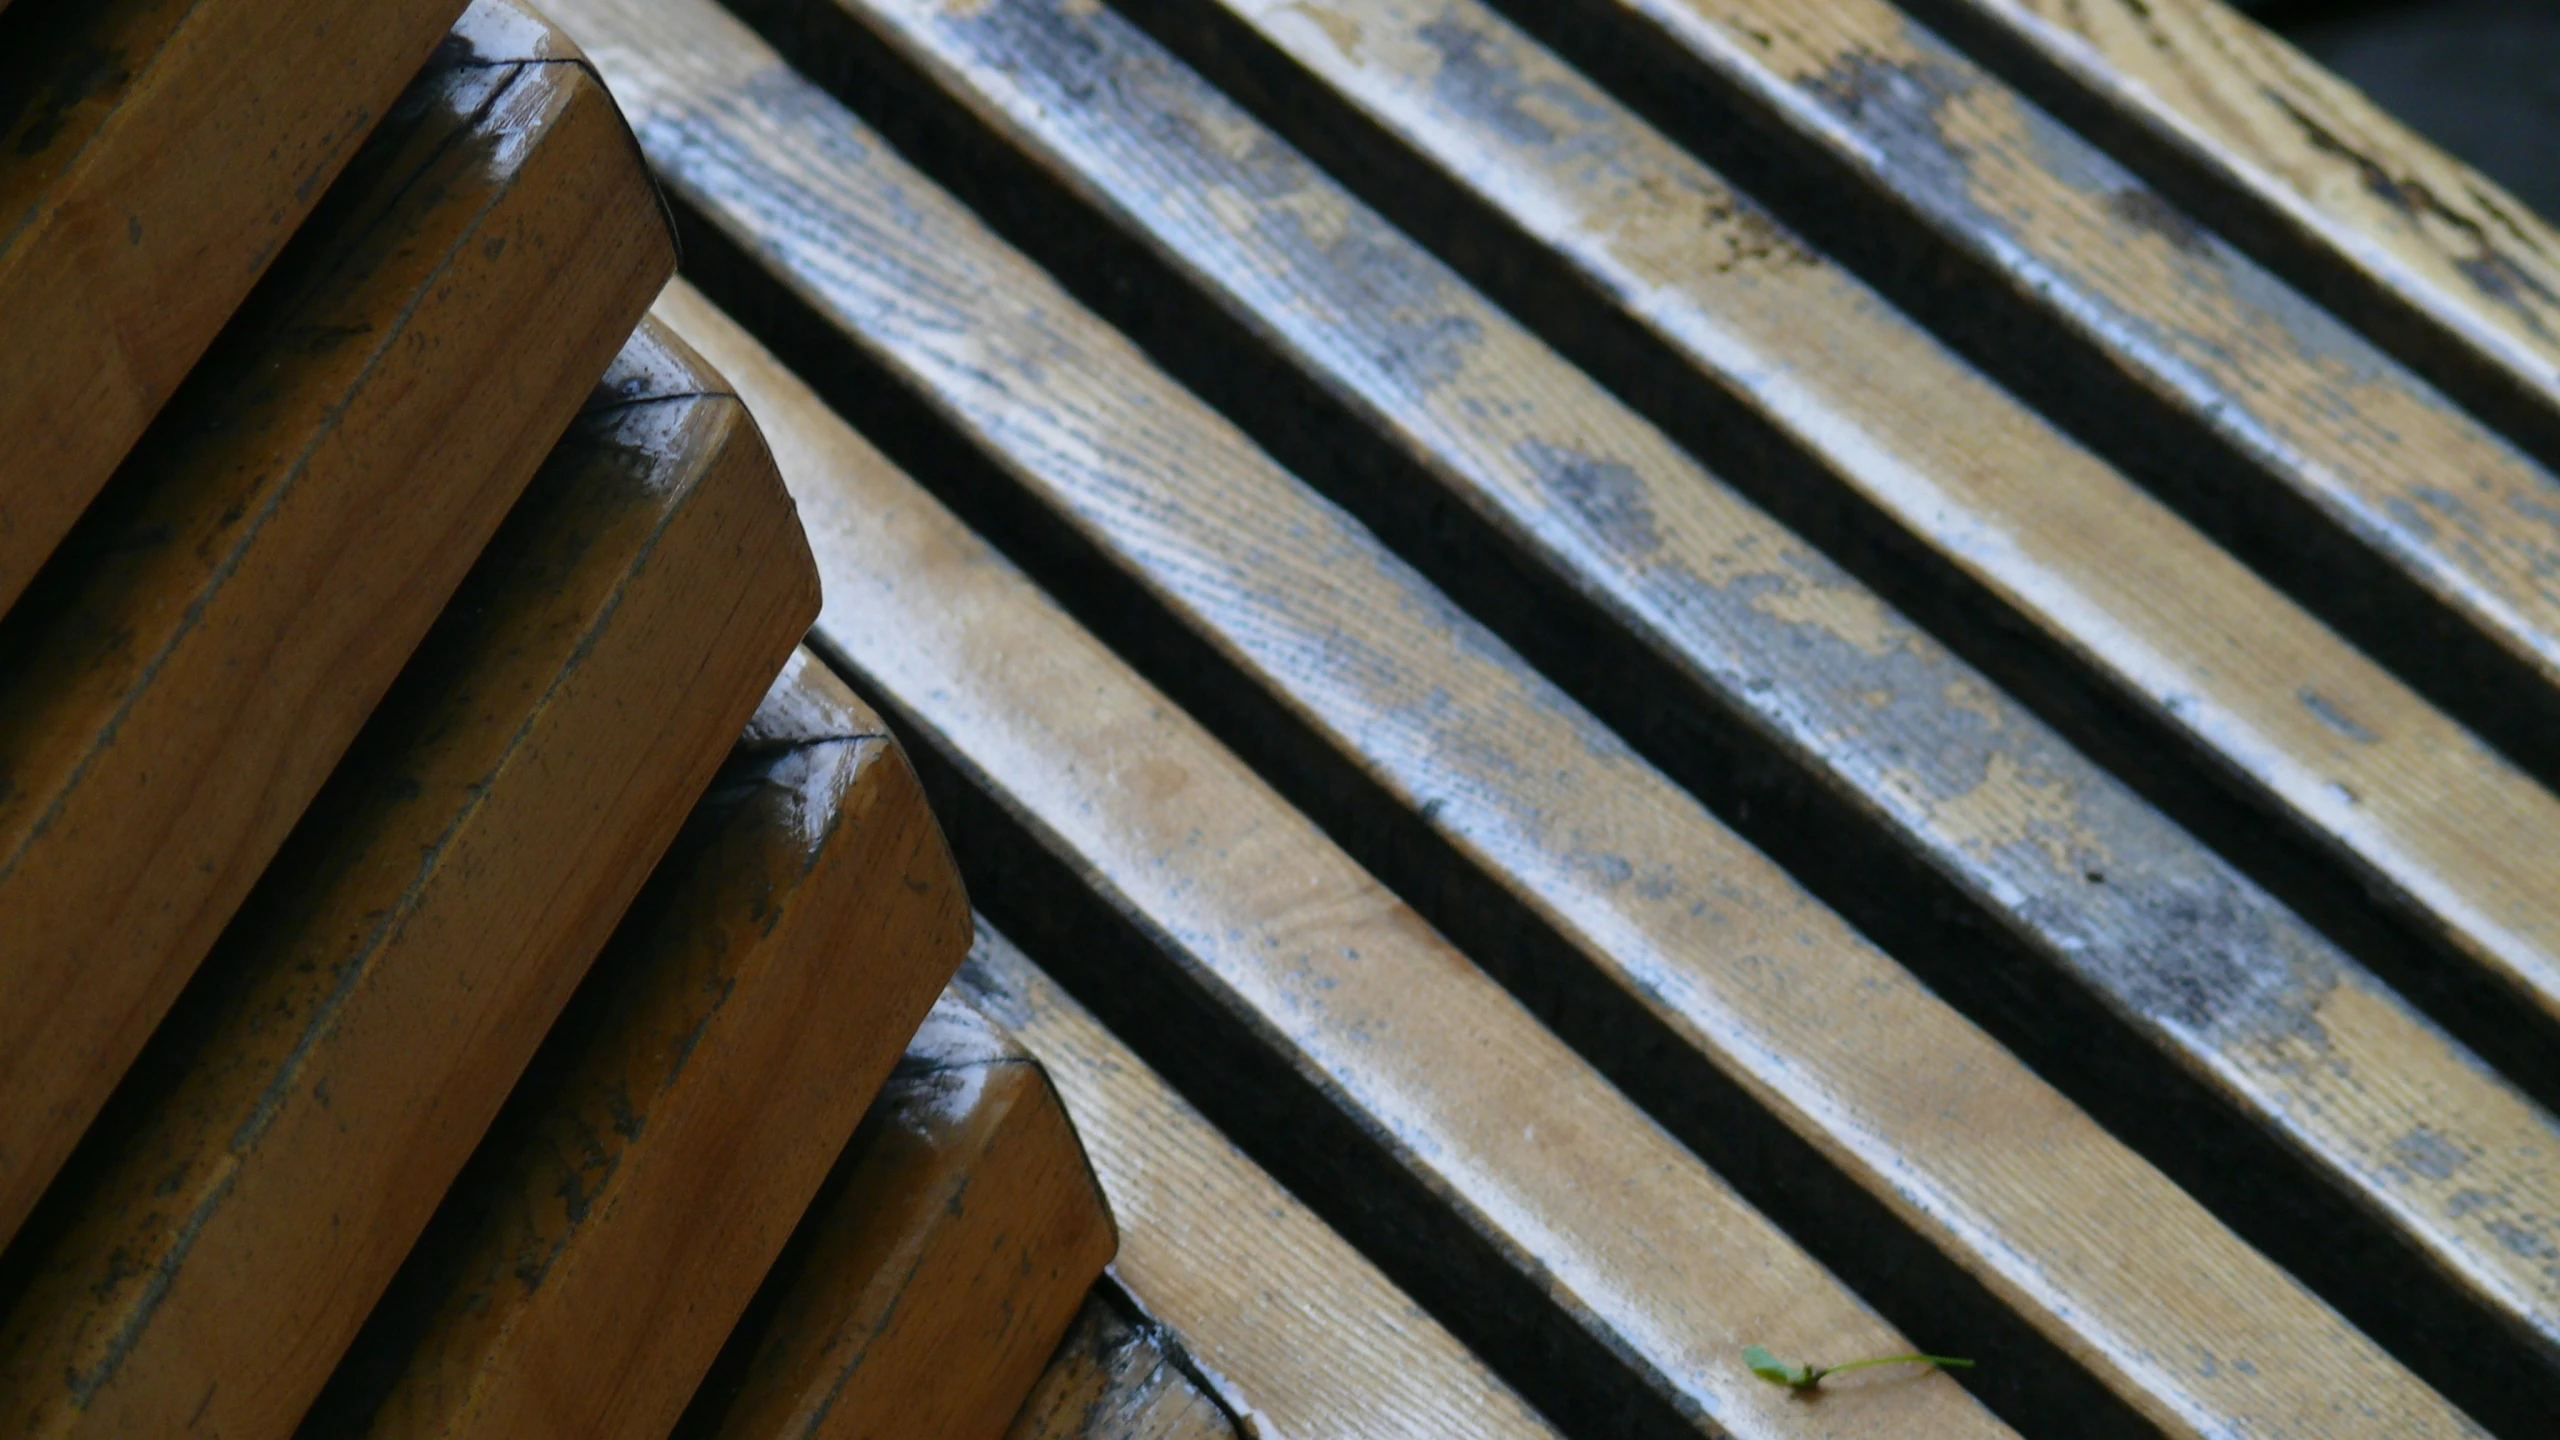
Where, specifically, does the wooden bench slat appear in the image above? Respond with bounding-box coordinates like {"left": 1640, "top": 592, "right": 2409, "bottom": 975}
{"left": 627, "top": 267, "right": 2004, "bottom": 1439}
{"left": 678, "top": 277, "right": 1542, "bottom": 1440}
{"left": 944, "top": 923, "right": 1554, "bottom": 1440}
{"left": 670, "top": 988, "right": 1109, "bottom": 1440}
{"left": 0, "top": 317, "right": 814, "bottom": 1439}
{"left": 1896, "top": 0, "right": 2560, "bottom": 482}
{"left": 0, "top": 4, "right": 672, "bottom": 1257}
{"left": 0, "top": 0, "right": 468, "bottom": 618}
{"left": 687, "top": 0, "right": 2556, "bottom": 1430}
{"left": 311, "top": 646, "right": 965, "bottom": 1439}
{"left": 1085, "top": 0, "right": 2560, "bottom": 1119}
{"left": 1472, "top": 0, "right": 2560, "bottom": 813}
{"left": 998, "top": 1292, "right": 1238, "bottom": 1440}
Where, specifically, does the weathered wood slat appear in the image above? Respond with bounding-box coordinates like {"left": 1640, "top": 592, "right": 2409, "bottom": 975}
{"left": 0, "top": 0, "right": 469, "bottom": 618}
{"left": 308, "top": 647, "right": 965, "bottom": 1440}
{"left": 1896, "top": 0, "right": 2560, "bottom": 475}
{"left": 0, "top": 318, "right": 816, "bottom": 1439}
{"left": 998, "top": 1293, "right": 1237, "bottom": 1440}
{"left": 1469, "top": 0, "right": 2560, "bottom": 810}
{"left": 624, "top": 269, "right": 2005, "bottom": 1440}
{"left": 670, "top": 989, "right": 1108, "bottom": 1440}
{"left": 677, "top": 278, "right": 1544, "bottom": 1440}
{"left": 0, "top": 5, "right": 672, "bottom": 1258}
{"left": 944, "top": 923, "right": 1553, "bottom": 1440}
{"left": 678, "top": 0, "right": 2555, "bottom": 1431}
{"left": 1086, "top": 0, "right": 2560, "bottom": 1121}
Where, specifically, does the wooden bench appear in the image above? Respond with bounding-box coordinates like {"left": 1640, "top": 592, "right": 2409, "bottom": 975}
{"left": 547, "top": 0, "right": 2560, "bottom": 1434}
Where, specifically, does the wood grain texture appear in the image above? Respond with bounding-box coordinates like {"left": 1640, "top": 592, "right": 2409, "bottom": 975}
{"left": 1474, "top": 0, "right": 2560, "bottom": 811}
{"left": 998, "top": 1293, "right": 1237, "bottom": 1440}
{"left": 1897, "top": 0, "right": 2560, "bottom": 476}
{"left": 945, "top": 924, "right": 1551, "bottom": 1440}
{"left": 672, "top": 990, "right": 1108, "bottom": 1440}
{"left": 0, "top": 318, "right": 815, "bottom": 1440}
{"left": 309, "top": 648, "right": 964, "bottom": 1440}
{"left": 633, "top": 2, "right": 2533, "bottom": 1434}
{"left": 0, "top": 2, "right": 673, "bottom": 1260}
{"left": 634, "top": 274, "right": 2002, "bottom": 1440}
{"left": 0, "top": 0, "right": 468, "bottom": 617}
{"left": 845, "top": 0, "right": 2560, "bottom": 1423}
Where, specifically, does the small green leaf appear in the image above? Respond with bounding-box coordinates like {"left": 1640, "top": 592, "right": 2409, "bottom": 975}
{"left": 1741, "top": 1344, "right": 1818, "bottom": 1389}
{"left": 1744, "top": 1344, "right": 1973, "bottom": 1391}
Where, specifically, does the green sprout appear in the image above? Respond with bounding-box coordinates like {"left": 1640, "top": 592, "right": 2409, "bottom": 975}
{"left": 1742, "top": 1343, "right": 1975, "bottom": 1391}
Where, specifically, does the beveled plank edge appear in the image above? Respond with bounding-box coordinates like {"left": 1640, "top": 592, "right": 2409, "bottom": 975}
{"left": 683, "top": 9, "right": 2556, "bottom": 1432}
{"left": 1890, "top": 0, "right": 2560, "bottom": 485}
{"left": 1466, "top": 0, "right": 2560, "bottom": 803}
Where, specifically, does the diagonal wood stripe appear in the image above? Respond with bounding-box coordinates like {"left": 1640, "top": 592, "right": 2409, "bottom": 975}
{"left": 1895, "top": 0, "right": 2560, "bottom": 489}
{"left": 0, "top": 0, "right": 469, "bottom": 617}
{"left": 1475, "top": 0, "right": 2560, "bottom": 823}
{"left": 668, "top": 282, "right": 1561, "bottom": 1440}
{"left": 624, "top": 254, "right": 2010, "bottom": 1435}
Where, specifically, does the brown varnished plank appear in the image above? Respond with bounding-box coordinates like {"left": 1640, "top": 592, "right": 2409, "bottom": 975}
{"left": 670, "top": 990, "right": 1108, "bottom": 1440}
{"left": 0, "top": 2, "right": 672, "bottom": 1259}
{"left": 622, "top": 1, "right": 2540, "bottom": 1433}
{"left": 998, "top": 1292, "right": 1238, "bottom": 1440}
{"left": 794, "top": 0, "right": 2560, "bottom": 1421}
{"left": 944, "top": 923, "right": 1553, "bottom": 1440}
{"left": 1897, "top": 0, "right": 2560, "bottom": 478}
{"left": 1462, "top": 0, "right": 2560, "bottom": 809}
{"left": 631, "top": 274, "right": 2006, "bottom": 1440}
{"left": 309, "top": 648, "right": 965, "bottom": 1440}
{"left": 0, "top": 318, "right": 815, "bottom": 1439}
{"left": 0, "top": 0, "right": 469, "bottom": 617}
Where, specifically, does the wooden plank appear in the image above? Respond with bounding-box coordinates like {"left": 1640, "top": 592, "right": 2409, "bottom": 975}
{"left": 0, "top": 317, "right": 815, "bottom": 1440}
{"left": 636, "top": 275, "right": 2007, "bottom": 1440}
{"left": 0, "top": 0, "right": 673, "bottom": 1257}
{"left": 798, "top": 0, "right": 2560, "bottom": 1423}
{"left": 942, "top": 923, "right": 1552, "bottom": 1440}
{"left": 307, "top": 648, "right": 967, "bottom": 1440}
{"left": 0, "top": 0, "right": 469, "bottom": 617}
{"left": 625, "top": 2, "right": 2542, "bottom": 1433}
{"left": 1078, "top": 0, "right": 2560, "bottom": 1116}
{"left": 998, "top": 1291, "right": 1238, "bottom": 1440}
{"left": 1895, "top": 0, "right": 2560, "bottom": 479}
{"left": 1456, "top": 0, "right": 2560, "bottom": 815}
{"left": 669, "top": 989, "right": 1109, "bottom": 1440}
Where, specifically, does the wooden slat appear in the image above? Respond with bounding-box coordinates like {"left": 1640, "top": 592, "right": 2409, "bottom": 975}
{"left": 1896, "top": 0, "right": 2560, "bottom": 474}
{"left": 670, "top": 989, "right": 1109, "bottom": 1440}
{"left": 1083, "top": 0, "right": 2560, "bottom": 1116}
{"left": 635, "top": 2, "right": 2543, "bottom": 1433}
{"left": 309, "top": 647, "right": 966, "bottom": 1440}
{"left": 0, "top": 317, "right": 814, "bottom": 1439}
{"left": 943, "top": 923, "right": 1553, "bottom": 1440}
{"left": 0, "top": 2, "right": 672, "bottom": 1256}
{"left": 1466, "top": 0, "right": 2560, "bottom": 812}
{"left": 631, "top": 273, "right": 2003, "bottom": 1440}
{"left": 0, "top": 0, "right": 469, "bottom": 617}
{"left": 810, "top": 0, "right": 2560, "bottom": 1422}
{"left": 999, "top": 1292, "right": 1238, "bottom": 1440}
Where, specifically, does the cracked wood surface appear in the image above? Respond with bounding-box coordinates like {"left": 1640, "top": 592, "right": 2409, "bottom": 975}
{"left": 1484, "top": 0, "right": 2560, "bottom": 817}
{"left": 1899, "top": 0, "right": 2560, "bottom": 476}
